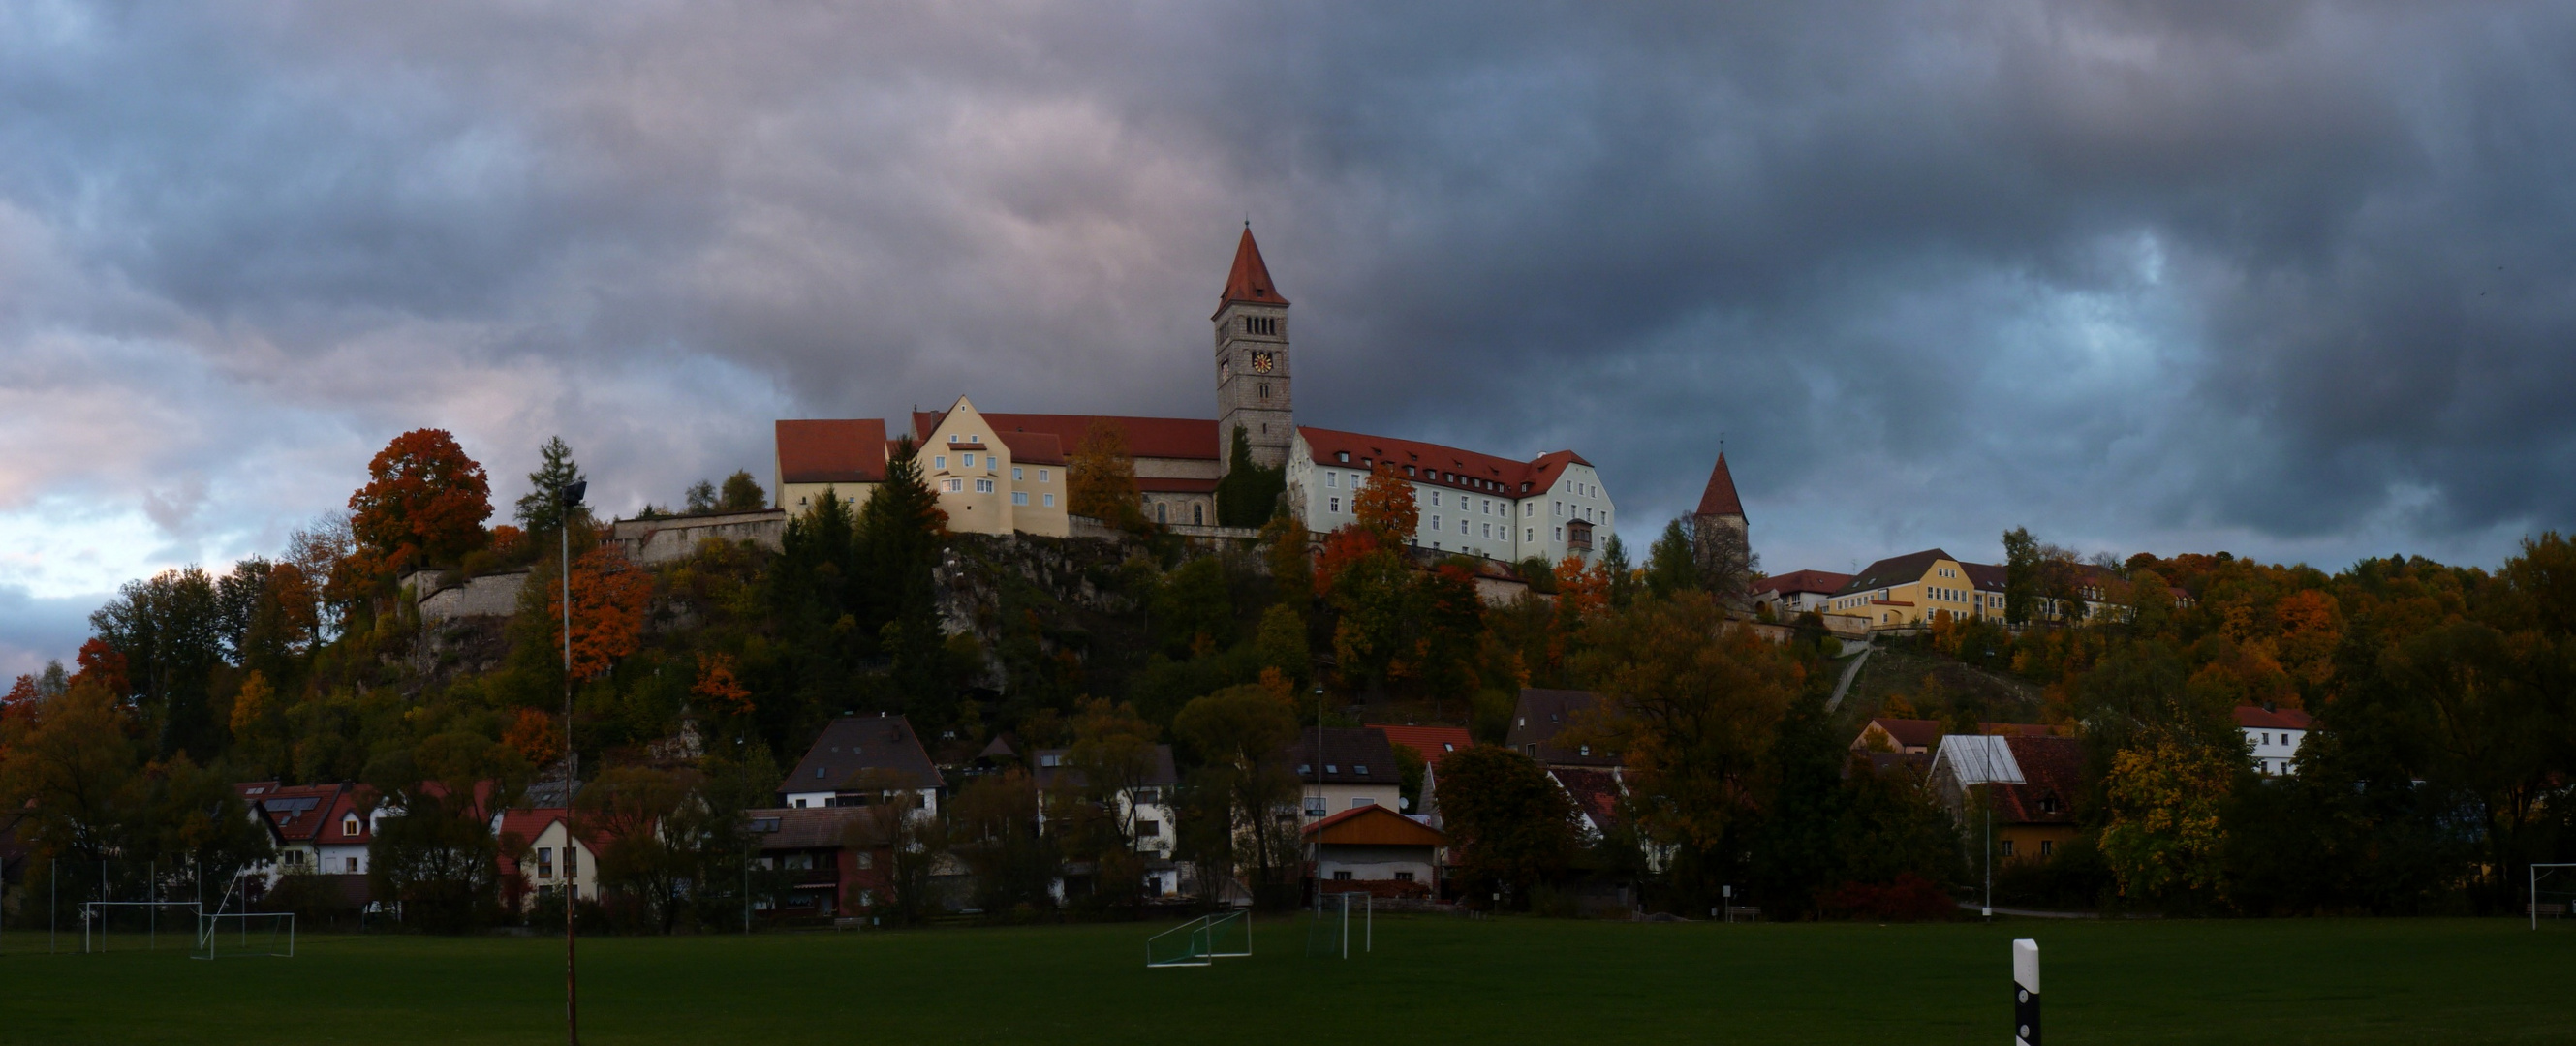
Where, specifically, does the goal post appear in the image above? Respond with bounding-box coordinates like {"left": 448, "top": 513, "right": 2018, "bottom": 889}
{"left": 2531, "top": 864, "right": 2576, "bottom": 930}
{"left": 1206, "top": 908, "right": 1252, "bottom": 958}
{"left": 1305, "top": 891, "right": 1373, "bottom": 959}
{"left": 1146, "top": 915, "right": 1214, "bottom": 968}
{"left": 195, "top": 912, "right": 295, "bottom": 960}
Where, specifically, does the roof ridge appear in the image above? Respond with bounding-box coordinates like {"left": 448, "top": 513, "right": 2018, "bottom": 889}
{"left": 1217, "top": 227, "right": 1288, "bottom": 313}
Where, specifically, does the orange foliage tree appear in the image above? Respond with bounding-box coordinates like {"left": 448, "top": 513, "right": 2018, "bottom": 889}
{"left": 503, "top": 707, "right": 564, "bottom": 767}
{"left": 550, "top": 544, "right": 652, "bottom": 681}
{"left": 1350, "top": 462, "right": 1419, "bottom": 543}
{"left": 348, "top": 428, "right": 492, "bottom": 585}
{"left": 693, "top": 652, "right": 756, "bottom": 716}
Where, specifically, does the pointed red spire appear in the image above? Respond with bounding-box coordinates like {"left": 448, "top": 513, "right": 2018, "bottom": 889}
{"left": 1217, "top": 226, "right": 1288, "bottom": 313}
{"left": 1696, "top": 453, "right": 1745, "bottom": 518}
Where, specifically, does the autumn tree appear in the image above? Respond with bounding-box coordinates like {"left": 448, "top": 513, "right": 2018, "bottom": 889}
{"left": 719, "top": 470, "right": 767, "bottom": 511}
{"left": 2098, "top": 738, "right": 2236, "bottom": 907}
{"left": 1173, "top": 684, "right": 1301, "bottom": 902}
{"left": 1350, "top": 462, "right": 1418, "bottom": 543}
{"left": 1069, "top": 420, "right": 1146, "bottom": 529}
{"left": 1571, "top": 593, "right": 1802, "bottom": 896}
{"left": 693, "top": 652, "right": 756, "bottom": 718}
{"left": 349, "top": 428, "right": 493, "bottom": 590}
{"left": 551, "top": 544, "right": 653, "bottom": 682}
{"left": 1437, "top": 745, "right": 1578, "bottom": 908}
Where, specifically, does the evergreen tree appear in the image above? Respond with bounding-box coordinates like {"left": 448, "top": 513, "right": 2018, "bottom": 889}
{"left": 853, "top": 440, "right": 951, "bottom": 722}
{"left": 1600, "top": 533, "right": 1637, "bottom": 609}
{"left": 1215, "top": 426, "right": 1287, "bottom": 527}
{"left": 2002, "top": 526, "right": 2039, "bottom": 625}
{"left": 514, "top": 436, "right": 587, "bottom": 536}
{"left": 1642, "top": 518, "right": 1699, "bottom": 598}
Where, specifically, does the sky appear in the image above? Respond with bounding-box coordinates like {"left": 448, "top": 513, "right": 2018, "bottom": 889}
{"left": 4, "top": 1, "right": 2574, "bottom": 676}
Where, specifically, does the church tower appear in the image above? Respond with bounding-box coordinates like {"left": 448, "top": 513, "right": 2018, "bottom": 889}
{"left": 1214, "top": 226, "right": 1292, "bottom": 474}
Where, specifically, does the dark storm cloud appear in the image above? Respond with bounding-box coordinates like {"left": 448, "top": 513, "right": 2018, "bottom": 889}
{"left": 4, "top": 0, "right": 2574, "bottom": 663}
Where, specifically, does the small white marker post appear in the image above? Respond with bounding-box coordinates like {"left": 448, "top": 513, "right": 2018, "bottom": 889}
{"left": 2013, "top": 938, "right": 2041, "bottom": 1046}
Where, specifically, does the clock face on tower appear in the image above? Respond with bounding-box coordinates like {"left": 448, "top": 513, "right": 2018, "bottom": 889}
{"left": 1251, "top": 351, "right": 1276, "bottom": 374}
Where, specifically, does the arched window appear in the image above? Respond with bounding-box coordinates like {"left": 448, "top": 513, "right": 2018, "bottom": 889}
{"left": 1156, "top": 503, "right": 1167, "bottom": 524}
{"left": 1193, "top": 504, "right": 1204, "bottom": 525}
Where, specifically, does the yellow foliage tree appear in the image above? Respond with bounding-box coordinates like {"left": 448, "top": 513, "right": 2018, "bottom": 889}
{"left": 2097, "top": 738, "right": 2234, "bottom": 903}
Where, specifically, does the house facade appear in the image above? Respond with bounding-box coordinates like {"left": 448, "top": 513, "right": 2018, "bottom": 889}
{"left": 780, "top": 713, "right": 946, "bottom": 818}
{"left": 494, "top": 808, "right": 598, "bottom": 909}
{"left": 2237, "top": 705, "right": 2313, "bottom": 776}
{"left": 1285, "top": 727, "right": 1404, "bottom": 826}
{"left": 1929, "top": 734, "right": 2083, "bottom": 863}
{"left": 1302, "top": 804, "right": 1443, "bottom": 896}
{"left": 772, "top": 418, "right": 891, "bottom": 518}
{"left": 235, "top": 781, "right": 375, "bottom": 884}
{"left": 1753, "top": 569, "right": 1853, "bottom": 619}
{"left": 1033, "top": 744, "right": 1187, "bottom": 896}
{"left": 1829, "top": 549, "right": 2008, "bottom": 629}
{"left": 743, "top": 806, "right": 890, "bottom": 920}
{"left": 1369, "top": 723, "right": 1472, "bottom": 827}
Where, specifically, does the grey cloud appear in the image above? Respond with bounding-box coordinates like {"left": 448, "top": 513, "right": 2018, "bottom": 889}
{"left": 4, "top": 0, "right": 2575, "bottom": 664}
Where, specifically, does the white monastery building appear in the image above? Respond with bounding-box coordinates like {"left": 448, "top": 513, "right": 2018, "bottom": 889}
{"left": 773, "top": 227, "right": 1617, "bottom": 562}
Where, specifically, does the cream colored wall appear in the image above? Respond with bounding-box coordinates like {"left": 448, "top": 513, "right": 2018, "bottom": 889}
{"left": 517, "top": 819, "right": 600, "bottom": 908}
{"left": 1007, "top": 457, "right": 1069, "bottom": 537}
{"left": 1829, "top": 557, "right": 2001, "bottom": 629}
{"left": 921, "top": 399, "right": 1014, "bottom": 536}
{"left": 778, "top": 481, "right": 880, "bottom": 519}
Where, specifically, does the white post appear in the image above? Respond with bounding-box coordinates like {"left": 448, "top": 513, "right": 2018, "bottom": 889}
{"left": 2538, "top": 864, "right": 2543, "bottom": 932}
{"left": 2013, "top": 938, "right": 2040, "bottom": 1046}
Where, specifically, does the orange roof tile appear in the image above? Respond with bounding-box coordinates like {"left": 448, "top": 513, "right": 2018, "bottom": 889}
{"left": 1696, "top": 453, "right": 1745, "bottom": 517}
{"left": 776, "top": 419, "right": 891, "bottom": 484}
{"left": 1369, "top": 724, "right": 1474, "bottom": 770}
{"left": 916, "top": 411, "right": 1221, "bottom": 463}
{"left": 1298, "top": 427, "right": 1594, "bottom": 499}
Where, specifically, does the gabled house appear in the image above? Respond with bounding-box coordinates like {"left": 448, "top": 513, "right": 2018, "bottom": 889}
{"left": 1751, "top": 569, "right": 1852, "bottom": 619}
{"left": 1033, "top": 744, "right": 1188, "bottom": 897}
{"left": 1852, "top": 717, "right": 1943, "bottom": 755}
{"left": 781, "top": 713, "right": 945, "bottom": 817}
{"left": 742, "top": 806, "right": 889, "bottom": 920}
{"left": 235, "top": 781, "right": 375, "bottom": 882}
{"left": 493, "top": 808, "right": 599, "bottom": 910}
{"left": 1505, "top": 689, "right": 1622, "bottom": 769}
{"left": 1929, "top": 734, "right": 2084, "bottom": 863}
{"left": 1301, "top": 804, "right": 1443, "bottom": 898}
{"left": 1283, "top": 727, "right": 1404, "bottom": 826}
{"left": 2236, "top": 705, "right": 2314, "bottom": 777}
{"left": 1368, "top": 723, "right": 1472, "bottom": 825}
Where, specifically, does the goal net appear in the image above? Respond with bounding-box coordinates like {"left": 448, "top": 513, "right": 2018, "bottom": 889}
{"left": 79, "top": 902, "right": 202, "bottom": 953}
{"left": 2532, "top": 864, "right": 2576, "bottom": 929}
{"left": 1146, "top": 908, "right": 1254, "bottom": 969}
{"left": 196, "top": 912, "right": 295, "bottom": 959}
{"left": 1305, "top": 891, "right": 1372, "bottom": 959}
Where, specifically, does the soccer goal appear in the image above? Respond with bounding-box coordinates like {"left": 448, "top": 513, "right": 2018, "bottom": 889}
{"left": 196, "top": 912, "right": 295, "bottom": 959}
{"left": 2531, "top": 864, "right": 2576, "bottom": 930}
{"left": 1146, "top": 908, "right": 1254, "bottom": 969}
{"left": 1305, "top": 891, "right": 1372, "bottom": 959}
{"left": 79, "top": 902, "right": 202, "bottom": 953}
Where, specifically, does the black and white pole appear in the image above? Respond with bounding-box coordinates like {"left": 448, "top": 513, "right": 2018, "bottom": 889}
{"left": 2013, "top": 938, "right": 2041, "bottom": 1046}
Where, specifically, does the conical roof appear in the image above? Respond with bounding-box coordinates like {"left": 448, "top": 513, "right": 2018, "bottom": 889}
{"left": 1696, "top": 453, "right": 1745, "bottom": 518}
{"left": 1215, "top": 226, "right": 1288, "bottom": 316}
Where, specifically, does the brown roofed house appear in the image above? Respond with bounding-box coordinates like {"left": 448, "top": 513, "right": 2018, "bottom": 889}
{"left": 1505, "top": 689, "right": 1622, "bottom": 769}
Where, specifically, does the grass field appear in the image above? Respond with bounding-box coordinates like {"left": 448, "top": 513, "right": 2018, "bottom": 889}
{"left": 2, "top": 916, "right": 2569, "bottom": 1044}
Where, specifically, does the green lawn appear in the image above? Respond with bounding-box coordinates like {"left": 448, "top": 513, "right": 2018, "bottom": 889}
{"left": 2, "top": 916, "right": 2568, "bottom": 1044}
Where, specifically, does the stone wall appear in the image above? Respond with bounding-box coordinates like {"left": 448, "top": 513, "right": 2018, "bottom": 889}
{"left": 609, "top": 508, "right": 787, "bottom": 566}
{"left": 413, "top": 569, "right": 532, "bottom": 624}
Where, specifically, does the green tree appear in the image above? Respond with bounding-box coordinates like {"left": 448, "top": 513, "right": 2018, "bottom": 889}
{"left": 719, "top": 470, "right": 768, "bottom": 511}
{"left": 1153, "top": 557, "right": 1234, "bottom": 657}
{"left": 1173, "top": 684, "right": 1301, "bottom": 902}
{"left": 1215, "top": 426, "right": 1287, "bottom": 527}
{"left": 854, "top": 440, "right": 952, "bottom": 724}
{"left": 89, "top": 567, "right": 226, "bottom": 758}
{"left": 1643, "top": 518, "right": 1698, "bottom": 598}
{"left": 1254, "top": 602, "right": 1311, "bottom": 685}
{"left": 1437, "top": 745, "right": 1578, "bottom": 908}
{"left": 1600, "top": 533, "right": 1638, "bottom": 609}
{"left": 685, "top": 479, "right": 719, "bottom": 513}
{"left": 2002, "top": 527, "right": 2039, "bottom": 625}
{"left": 514, "top": 436, "right": 587, "bottom": 537}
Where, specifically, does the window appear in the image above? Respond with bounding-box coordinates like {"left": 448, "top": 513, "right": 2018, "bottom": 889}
{"left": 1481, "top": 523, "right": 1491, "bottom": 538}
{"left": 944, "top": 478, "right": 963, "bottom": 492}
{"left": 2039, "top": 840, "right": 2055, "bottom": 857}
{"left": 1394, "top": 871, "right": 1415, "bottom": 882}
{"left": 2000, "top": 840, "right": 2016, "bottom": 857}
{"left": 1526, "top": 528, "right": 1535, "bottom": 541}
{"left": 1329, "top": 497, "right": 1342, "bottom": 512}
{"left": 1350, "top": 797, "right": 1372, "bottom": 809}
{"left": 1336, "top": 451, "right": 1350, "bottom": 463}
{"left": 537, "top": 847, "right": 554, "bottom": 878}
{"left": 817, "top": 766, "right": 827, "bottom": 778}
{"left": 1430, "top": 515, "right": 1441, "bottom": 530}
{"left": 345, "top": 856, "right": 360, "bottom": 873}
{"left": 1042, "top": 493, "right": 1055, "bottom": 507}
{"left": 1040, "top": 469, "right": 1050, "bottom": 481}
{"left": 947, "top": 434, "right": 958, "bottom": 443}
{"left": 975, "top": 478, "right": 995, "bottom": 493}
{"left": 1013, "top": 492, "right": 1029, "bottom": 505}
{"left": 1458, "top": 518, "right": 1467, "bottom": 535}
{"left": 934, "top": 455, "right": 946, "bottom": 469}
{"left": 1430, "top": 491, "right": 1441, "bottom": 506}
{"left": 1013, "top": 467, "right": 1024, "bottom": 480}
{"left": 961, "top": 452, "right": 975, "bottom": 467}
{"left": 565, "top": 846, "right": 578, "bottom": 877}
{"left": 1325, "top": 472, "right": 1339, "bottom": 489}
{"left": 1305, "top": 798, "right": 1326, "bottom": 816}
{"left": 1324, "top": 764, "right": 1339, "bottom": 774}
{"left": 1353, "top": 765, "right": 1369, "bottom": 776}
{"left": 856, "top": 852, "right": 873, "bottom": 870}
{"left": 1194, "top": 504, "right": 1204, "bottom": 525}
{"left": 1579, "top": 745, "right": 1590, "bottom": 756}
{"left": 1333, "top": 870, "right": 1353, "bottom": 880}
{"left": 343, "top": 814, "right": 361, "bottom": 837}
{"left": 1157, "top": 504, "right": 1167, "bottom": 523}
{"left": 1136, "top": 788, "right": 1161, "bottom": 803}
{"left": 1554, "top": 526, "right": 1563, "bottom": 540}
{"left": 1134, "top": 820, "right": 1161, "bottom": 838}
{"left": 1040, "top": 753, "right": 1061, "bottom": 767}
{"left": 1524, "top": 503, "right": 1533, "bottom": 516}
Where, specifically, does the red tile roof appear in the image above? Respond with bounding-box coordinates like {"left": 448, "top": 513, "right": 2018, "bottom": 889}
{"left": 1860, "top": 718, "right": 1945, "bottom": 751}
{"left": 2234, "top": 706, "right": 2315, "bottom": 730}
{"left": 776, "top": 419, "right": 891, "bottom": 484}
{"left": 1695, "top": 453, "right": 1745, "bottom": 517}
{"left": 1215, "top": 226, "right": 1288, "bottom": 317}
{"left": 1754, "top": 569, "right": 1852, "bottom": 597}
{"left": 916, "top": 412, "right": 1221, "bottom": 462}
{"left": 1548, "top": 767, "right": 1625, "bottom": 833}
{"left": 494, "top": 808, "right": 565, "bottom": 878}
{"left": 1369, "top": 724, "right": 1474, "bottom": 770}
{"left": 1301, "top": 803, "right": 1443, "bottom": 846}
{"left": 1992, "top": 735, "right": 2084, "bottom": 825}
{"left": 237, "top": 782, "right": 371, "bottom": 846}
{"left": 1298, "top": 427, "right": 1594, "bottom": 499}
{"left": 993, "top": 429, "right": 1065, "bottom": 466}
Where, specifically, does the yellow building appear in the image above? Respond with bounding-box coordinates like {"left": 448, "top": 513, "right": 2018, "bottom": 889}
{"left": 1825, "top": 548, "right": 2011, "bottom": 630}
{"left": 914, "top": 396, "right": 1071, "bottom": 538}
{"left": 773, "top": 417, "right": 890, "bottom": 518}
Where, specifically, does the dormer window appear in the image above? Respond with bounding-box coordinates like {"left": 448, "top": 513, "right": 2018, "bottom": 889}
{"left": 1353, "top": 765, "right": 1369, "bottom": 776}
{"left": 1040, "top": 754, "right": 1061, "bottom": 767}
{"left": 1324, "top": 764, "right": 1339, "bottom": 775}
{"left": 342, "top": 814, "right": 361, "bottom": 837}
{"left": 1336, "top": 451, "right": 1350, "bottom": 463}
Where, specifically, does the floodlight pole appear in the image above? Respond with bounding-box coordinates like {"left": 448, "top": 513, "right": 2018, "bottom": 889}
{"left": 1983, "top": 798, "right": 1994, "bottom": 920}
{"left": 560, "top": 479, "right": 586, "bottom": 1046}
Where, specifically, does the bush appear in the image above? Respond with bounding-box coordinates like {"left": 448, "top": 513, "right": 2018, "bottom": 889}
{"left": 1817, "top": 873, "right": 1956, "bottom": 922}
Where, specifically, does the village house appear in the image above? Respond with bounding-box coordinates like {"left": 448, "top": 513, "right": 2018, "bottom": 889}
{"left": 494, "top": 808, "right": 598, "bottom": 910}
{"left": 741, "top": 806, "right": 890, "bottom": 921}
{"left": 1301, "top": 804, "right": 1443, "bottom": 898}
{"left": 235, "top": 781, "right": 374, "bottom": 884}
{"left": 780, "top": 713, "right": 945, "bottom": 818}
{"left": 1929, "top": 733, "right": 2084, "bottom": 863}
{"left": 1752, "top": 569, "right": 1853, "bottom": 619}
{"left": 2237, "top": 705, "right": 2314, "bottom": 777}
{"left": 1369, "top": 723, "right": 1472, "bottom": 827}
{"left": 1284, "top": 727, "right": 1404, "bottom": 826}
{"left": 1505, "top": 688, "right": 1623, "bottom": 769}
{"left": 1033, "top": 744, "right": 1188, "bottom": 897}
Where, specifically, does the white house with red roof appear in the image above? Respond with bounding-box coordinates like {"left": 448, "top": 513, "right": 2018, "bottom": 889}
{"left": 1369, "top": 723, "right": 1472, "bottom": 825}
{"left": 1753, "top": 569, "right": 1854, "bottom": 618}
{"left": 235, "top": 781, "right": 376, "bottom": 882}
{"left": 2237, "top": 705, "right": 2313, "bottom": 776}
{"left": 494, "top": 808, "right": 600, "bottom": 909}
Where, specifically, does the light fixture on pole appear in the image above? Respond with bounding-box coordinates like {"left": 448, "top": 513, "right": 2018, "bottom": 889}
{"left": 559, "top": 478, "right": 585, "bottom": 1046}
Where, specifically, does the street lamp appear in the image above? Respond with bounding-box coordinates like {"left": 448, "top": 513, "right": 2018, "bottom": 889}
{"left": 559, "top": 479, "right": 585, "bottom": 1046}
